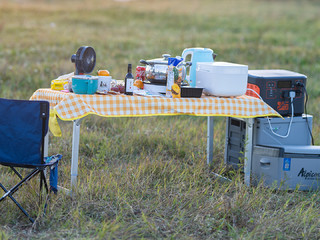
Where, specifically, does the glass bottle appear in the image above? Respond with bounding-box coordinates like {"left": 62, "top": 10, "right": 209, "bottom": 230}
{"left": 125, "top": 64, "right": 134, "bottom": 95}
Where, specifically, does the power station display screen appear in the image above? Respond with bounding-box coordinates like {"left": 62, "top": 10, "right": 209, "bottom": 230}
{"left": 277, "top": 80, "right": 292, "bottom": 88}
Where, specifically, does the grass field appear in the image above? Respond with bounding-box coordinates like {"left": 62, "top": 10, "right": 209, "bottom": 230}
{"left": 1, "top": 0, "right": 320, "bottom": 239}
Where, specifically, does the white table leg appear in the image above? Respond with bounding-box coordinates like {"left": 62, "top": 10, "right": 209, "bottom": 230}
{"left": 207, "top": 116, "right": 214, "bottom": 165}
{"left": 244, "top": 118, "right": 254, "bottom": 186}
{"left": 71, "top": 119, "right": 82, "bottom": 190}
{"left": 43, "top": 132, "right": 49, "bottom": 178}
{"left": 44, "top": 132, "right": 49, "bottom": 158}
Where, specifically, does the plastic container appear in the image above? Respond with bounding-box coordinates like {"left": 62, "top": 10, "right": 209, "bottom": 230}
{"left": 196, "top": 62, "right": 248, "bottom": 97}
{"left": 72, "top": 75, "right": 98, "bottom": 94}
{"left": 51, "top": 79, "right": 69, "bottom": 91}
{"left": 181, "top": 86, "right": 203, "bottom": 98}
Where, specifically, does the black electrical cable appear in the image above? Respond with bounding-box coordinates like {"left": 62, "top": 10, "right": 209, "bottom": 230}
{"left": 301, "top": 84, "right": 314, "bottom": 145}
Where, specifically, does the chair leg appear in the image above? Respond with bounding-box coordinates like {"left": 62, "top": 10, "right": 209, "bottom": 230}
{"left": 1, "top": 169, "right": 39, "bottom": 200}
{"left": 1, "top": 165, "right": 58, "bottom": 223}
{"left": 0, "top": 169, "right": 40, "bottom": 223}
{"left": 11, "top": 167, "right": 39, "bottom": 198}
{"left": 10, "top": 167, "right": 23, "bottom": 179}
{"left": 41, "top": 171, "right": 49, "bottom": 193}
{"left": 0, "top": 183, "right": 35, "bottom": 223}
{"left": 39, "top": 171, "right": 49, "bottom": 201}
{"left": 40, "top": 170, "right": 51, "bottom": 216}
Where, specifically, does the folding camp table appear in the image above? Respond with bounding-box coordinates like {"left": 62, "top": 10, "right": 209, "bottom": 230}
{"left": 30, "top": 88, "right": 280, "bottom": 190}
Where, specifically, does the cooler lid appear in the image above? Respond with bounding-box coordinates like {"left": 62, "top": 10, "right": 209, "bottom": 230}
{"left": 256, "top": 144, "right": 320, "bottom": 157}
{"left": 248, "top": 69, "right": 307, "bottom": 80}
{"left": 280, "top": 145, "right": 320, "bottom": 155}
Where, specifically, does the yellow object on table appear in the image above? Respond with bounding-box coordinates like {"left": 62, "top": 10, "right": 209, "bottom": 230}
{"left": 171, "top": 83, "right": 181, "bottom": 98}
{"left": 51, "top": 79, "right": 69, "bottom": 91}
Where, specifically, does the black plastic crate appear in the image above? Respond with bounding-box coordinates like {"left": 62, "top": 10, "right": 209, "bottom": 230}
{"left": 181, "top": 87, "right": 203, "bottom": 98}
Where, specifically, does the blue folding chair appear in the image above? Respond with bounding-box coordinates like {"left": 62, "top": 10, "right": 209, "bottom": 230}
{"left": 0, "top": 98, "right": 62, "bottom": 223}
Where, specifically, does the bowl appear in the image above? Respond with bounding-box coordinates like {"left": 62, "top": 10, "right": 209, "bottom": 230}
{"left": 72, "top": 75, "right": 98, "bottom": 94}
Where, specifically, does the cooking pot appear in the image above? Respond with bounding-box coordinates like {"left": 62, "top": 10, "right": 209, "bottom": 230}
{"left": 140, "top": 54, "right": 190, "bottom": 84}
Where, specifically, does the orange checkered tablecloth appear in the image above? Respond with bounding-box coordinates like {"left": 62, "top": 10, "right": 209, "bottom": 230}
{"left": 30, "top": 88, "right": 281, "bottom": 120}
{"left": 30, "top": 88, "right": 280, "bottom": 120}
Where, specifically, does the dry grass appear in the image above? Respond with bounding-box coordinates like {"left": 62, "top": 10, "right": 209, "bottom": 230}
{"left": 1, "top": 0, "right": 320, "bottom": 239}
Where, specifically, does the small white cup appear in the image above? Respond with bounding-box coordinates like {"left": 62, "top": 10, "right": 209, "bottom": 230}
{"left": 97, "top": 76, "right": 112, "bottom": 92}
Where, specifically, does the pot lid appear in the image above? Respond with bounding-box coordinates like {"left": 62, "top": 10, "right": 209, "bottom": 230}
{"left": 142, "top": 54, "right": 171, "bottom": 65}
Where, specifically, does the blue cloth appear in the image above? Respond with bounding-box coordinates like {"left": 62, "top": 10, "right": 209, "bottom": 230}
{"left": 45, "top": 155, "right": 62, "bottom": 193}
{"left": 0, "top": 98, "right": 49, "bottom": 167}
{"left": 168, "top": 57, "right": 183, "bottom": 67}
{"left": 50, "top": 164, "right": 58, "bottom": 194}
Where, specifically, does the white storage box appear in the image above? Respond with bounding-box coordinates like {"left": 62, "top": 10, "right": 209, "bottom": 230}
{"left": 196, "top": 62, "right": 248, "bottom": 97}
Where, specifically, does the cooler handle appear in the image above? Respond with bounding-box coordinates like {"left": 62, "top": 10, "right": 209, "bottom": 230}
{"left": 260, "top": 158, "right": 271, "bottom": 167}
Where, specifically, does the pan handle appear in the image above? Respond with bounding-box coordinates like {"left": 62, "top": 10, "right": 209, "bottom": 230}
{"left": 140, "top": 59, "right": 149, "bottom": 65}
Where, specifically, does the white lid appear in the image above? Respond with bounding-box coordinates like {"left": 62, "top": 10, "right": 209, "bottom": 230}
{"left": 198, "top": 61, "right": 248, "bottom": 67}
{"left": 72, "top": 75, "right": 98, "bottom": 80}
{"left": 98, "top": 75, "right": 112, "bottom": 79}
{"left": 197, "top": 61, "right": 248, "bottom": 74}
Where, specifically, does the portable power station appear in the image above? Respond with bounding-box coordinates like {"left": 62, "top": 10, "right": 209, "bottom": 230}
{"left": 246, "top": 70, "right": 307, "bottom": 116}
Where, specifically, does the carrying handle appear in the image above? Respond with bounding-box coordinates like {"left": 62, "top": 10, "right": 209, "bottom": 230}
{"left": 181, "top": 49, "right": 194, "bottom": 62}
{"left": 140, "top": 59, "right": 149, "bottom": 65}
{"left": 181, "top": 50, "right": 194, "bottom": 81}
{"left": 260, "top": 158, "right": 271, "bottom": 168}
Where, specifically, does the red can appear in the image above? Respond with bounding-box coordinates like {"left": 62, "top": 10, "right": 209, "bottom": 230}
{"left": 135, "top": 66, "right": 146, "bottom": 81}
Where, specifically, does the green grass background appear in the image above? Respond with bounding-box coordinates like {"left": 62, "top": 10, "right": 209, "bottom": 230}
{"left": 1, "top": 0, "right": 320, "bottom": 239}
